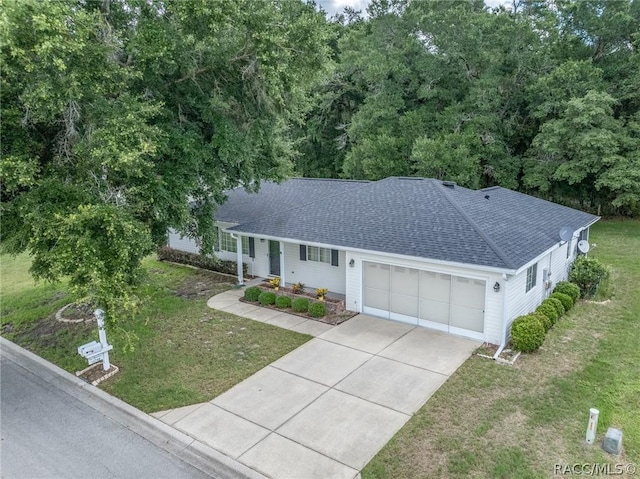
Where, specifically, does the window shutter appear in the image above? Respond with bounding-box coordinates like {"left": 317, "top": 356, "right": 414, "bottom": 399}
{"left": 300, "top": 245, "right": 306, "bottom": 261}
{"left": 248, "top": 237, "right": 255, "bottom": 258}
{"left": 331, "top": 249, "right": 339, "bottom": 267}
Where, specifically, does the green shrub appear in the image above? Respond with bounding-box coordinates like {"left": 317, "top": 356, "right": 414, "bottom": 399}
{"left": 258, "top": 292, "right": 276, "bottom": 306}
{"left": 157, "top": 246, "right": 247, "bottom": 276}
{"left": 292, "top": 297, "right": 310, "bottom": 313}
{"left": 569, "top": 256, "right": 610, "bottom": 298}
{"left": 308, "top": 302, "right": 326, "bottom": 318}
{"left": 244, "top": 286, "right": 262, "bottom": 302}
{"left": 536, "top": 303, "right": 558, "bottom": 329}
{"left": 553, "top": 281, "right": 581, "bottom": 303}
{"left": 510, "top": 314, "right": 546, "bottom": 352}
{"left": 550, "top": 292, "right": 573, "bottom": 311}
{"left": 275, "top": 295, "right": 292, "bottom": 309}
{"left": 545, "top": 297, "right": 565, "bottom": 317}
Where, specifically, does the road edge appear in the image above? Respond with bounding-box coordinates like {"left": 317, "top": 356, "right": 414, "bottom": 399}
{"left": 0, "top": 337, "right": 266, "bottom": 479}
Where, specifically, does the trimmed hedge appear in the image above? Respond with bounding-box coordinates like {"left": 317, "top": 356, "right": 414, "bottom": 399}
{"left": 157, "top": 246, "right": 247, "bottom": 276}
{"left": 244, "top": 286, "right": 262, "bottom": 302}
{"left": 510, "top": 314, "right": 546, "bottom": 352}
{"left": 292, "top": 297, "right": 310, "bottom": 313}
{"left": 553, "top": 281, "right": 581, "bottom": 303}
{"left": 275, "top": 295, "right": 292, "bottom": 309}
{"left": 308, "top": 302, "right": 327, "bottom": 318}
{"left": 536, "top": 303, "right": 558, "bottom": 330}
{"left": 545, "top": 297, "right": 565, "bottom": 317}
{"left": 258, "top": 292, "right": 277, "bottom": 306}
{"left": 550, "top": 292, "right": 573, "bottom": 311}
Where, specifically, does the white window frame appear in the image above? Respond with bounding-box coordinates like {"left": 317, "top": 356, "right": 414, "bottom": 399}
{"left": 307, "top": 246, "right": 331, "bottom": 264}
{"left": 219, "top": 230, "right": 249, "bottom": 255}
{"left": 526, "top": 263, "right": 538, "bottom": 293}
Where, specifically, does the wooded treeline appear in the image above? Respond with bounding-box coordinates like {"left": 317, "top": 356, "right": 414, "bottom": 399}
{"left": 297, "top": 0, "right": 640, "bottom": 216}
{"left": 1, "top": 0, "right": 638, "bottom": 322}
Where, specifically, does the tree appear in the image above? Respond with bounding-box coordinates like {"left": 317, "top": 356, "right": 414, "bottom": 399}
{"left": 1, "top": 0, "right": 332, "bottom": 328}
{"left": 524, "top": 90, "right": 637, "bottom": 211}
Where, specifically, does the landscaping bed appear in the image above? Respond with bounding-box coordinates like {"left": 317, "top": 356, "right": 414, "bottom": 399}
{"left": 240, "top": 281, "right": 356, "bottom": 325}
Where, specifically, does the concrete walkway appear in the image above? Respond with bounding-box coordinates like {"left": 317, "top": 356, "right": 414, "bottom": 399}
{"left": 153, "top": 289, "right": 480, "bottom": 479}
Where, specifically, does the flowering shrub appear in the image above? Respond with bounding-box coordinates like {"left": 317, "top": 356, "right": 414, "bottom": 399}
{"left": 292, "top": 282, "right": 305, "bottom": 294}
{"left": 316, "top": 287, "right": 328, "bottom": 299}
{"left": 269, "top": 277, "right": 281, "bottom": 288}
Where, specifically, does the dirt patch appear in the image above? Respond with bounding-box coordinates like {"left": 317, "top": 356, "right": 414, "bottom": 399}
{"left": 174, "top": 271, "right": 235, "bottom": 299}
{"left": 14, "top": 314, "right": 94, "bottom": 350}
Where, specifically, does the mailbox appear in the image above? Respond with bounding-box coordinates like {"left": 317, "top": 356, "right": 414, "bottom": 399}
{"left": 78, "top": 341, "right": 103, "bottom": 358}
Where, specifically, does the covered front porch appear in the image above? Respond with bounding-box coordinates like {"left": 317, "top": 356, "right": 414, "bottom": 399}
{"left": 227, "top": 234, "right": 347, "bottom": 297}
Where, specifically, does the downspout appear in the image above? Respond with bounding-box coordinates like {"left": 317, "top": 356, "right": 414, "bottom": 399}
{"left": 229, "top": 232, "right": 244, "bottom": 286}
{"left": 494, "top": 273, "right": 510, "bottom": 360}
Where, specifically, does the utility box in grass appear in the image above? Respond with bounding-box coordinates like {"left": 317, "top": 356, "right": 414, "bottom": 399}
{"left": 603, "top": 427, "right": 623, "bottom": 455}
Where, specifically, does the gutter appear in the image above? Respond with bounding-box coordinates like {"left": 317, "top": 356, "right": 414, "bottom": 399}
{"left": 494, "top": 273, "right": 510, "bottom": 360}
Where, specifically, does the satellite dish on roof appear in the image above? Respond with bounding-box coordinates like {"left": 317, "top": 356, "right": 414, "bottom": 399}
{"left": 578, "top": 240, "right": 590, "bottom": 254}
{"left": 559, "top": 227, "right": 573, "bottom": 242}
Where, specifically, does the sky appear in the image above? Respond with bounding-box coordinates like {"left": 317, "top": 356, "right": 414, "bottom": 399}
{"left": 316, "top": 0, "right": 508, "bottom": 16}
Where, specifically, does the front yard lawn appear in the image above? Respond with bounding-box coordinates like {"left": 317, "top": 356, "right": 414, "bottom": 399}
{"left": 363, "top": 219, "right": 640, "bottom": 479}
{"left": 0, "top": 255, "right": 310, "bottom": 412}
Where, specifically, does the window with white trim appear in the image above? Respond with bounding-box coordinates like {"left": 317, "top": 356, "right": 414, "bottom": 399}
{"left": 307, "top": 246, "right": 331, "bottom": 264}
{"left": 526, "top": 263, "right": 538, "bottom": 293}
{"left": 219, "top": 230, "right": 249, "bottom": 254}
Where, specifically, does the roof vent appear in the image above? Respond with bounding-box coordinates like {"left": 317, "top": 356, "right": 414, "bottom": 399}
{"left": 484, "top": 195, "right": 490, "bottom": 200}
{"left": 442, "top": 181, "right": 456, "bottom": 189}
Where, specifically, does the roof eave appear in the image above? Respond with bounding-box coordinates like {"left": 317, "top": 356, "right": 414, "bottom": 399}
{"left": 227, "top": 229, "right": 517, "bottom": 275}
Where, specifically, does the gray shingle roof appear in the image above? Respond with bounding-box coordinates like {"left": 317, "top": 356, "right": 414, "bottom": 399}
{"left": 216, "top": 178, "right": 369, "bottom": 224}
{"left": 224, "top": 177, "right": 599, "bottom": 270}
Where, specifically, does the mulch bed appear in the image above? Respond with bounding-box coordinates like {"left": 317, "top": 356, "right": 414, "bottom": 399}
{"left": 76, "top": 363, "right": 120, "bottom": 386}
{"left": 239, "top": 295, "right": 357, "bottom": 326}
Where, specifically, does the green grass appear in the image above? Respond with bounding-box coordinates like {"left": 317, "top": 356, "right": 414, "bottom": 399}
{"left": 362, "top": 219, "right": 640, "bottom": 479}
{"left": 1, "top": 254, "right": 310, "bottom": 412}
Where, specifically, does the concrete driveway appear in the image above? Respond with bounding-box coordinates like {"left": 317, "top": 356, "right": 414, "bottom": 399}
{"left": 155, "top": 314, "right": 479, "bottom": 479}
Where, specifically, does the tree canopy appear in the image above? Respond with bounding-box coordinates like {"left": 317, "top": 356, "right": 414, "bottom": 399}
{"left": 1, "top": 0, "right": 332, "bottom": 323}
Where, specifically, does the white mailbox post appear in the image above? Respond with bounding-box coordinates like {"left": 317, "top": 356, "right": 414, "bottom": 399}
{"left": 77, "top": 308, "right": 113, "bottom": 371}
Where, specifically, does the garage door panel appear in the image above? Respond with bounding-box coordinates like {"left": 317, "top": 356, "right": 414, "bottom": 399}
{"left": 390, "top": 293, "right": 419, "bottom": 318}
{"left": 391, "top": 266, "right": 419, "bottom": 296}
{"left": 363, "top": 262, "right": 390, "bottom": 291}
{"left": 364, "top": 287, "right": 389, "bottom": 311}
{"left": 451, "top": 277, "right": 485, "bottom": 310}
{"left": 450, "top": 305, "right": 484, "bottom": 333}
{"left": 419, "top": 271, "right": 450, "bottom": 301}
{"left": 419, "top": 299, "right": 449, "bottom": 324}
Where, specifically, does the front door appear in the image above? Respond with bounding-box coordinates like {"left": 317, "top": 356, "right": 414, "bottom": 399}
{"left": 269, "top": 241, "right": 280, "bottom": 276}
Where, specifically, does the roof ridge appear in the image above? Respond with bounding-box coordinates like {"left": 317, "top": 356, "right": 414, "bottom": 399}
{"left": 433, "top": 179, "right": 517, "bottom": 269}
{"left": 290, "top": 177, "right": 370, "bottom": 184}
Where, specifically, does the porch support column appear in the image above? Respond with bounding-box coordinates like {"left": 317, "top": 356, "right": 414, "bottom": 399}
{"left": 279, "top": 242, "right": 285, "bottom": 286}
{"left": 234, "top": 234, "right": 244, "bottom": 285}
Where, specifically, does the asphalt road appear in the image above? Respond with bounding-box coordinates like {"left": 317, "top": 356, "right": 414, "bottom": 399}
{"left": 0, "top": 351, "right": 213, "bottom": 479}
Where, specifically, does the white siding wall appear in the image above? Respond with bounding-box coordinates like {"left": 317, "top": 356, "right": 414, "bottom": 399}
{"left": 345, "top": 251, "right": 504, "bottom": 344}
{"left": 284, "top": 242, "right": 346, "bottom": 293}
{"left": 505, "top": 241, "right": 576, "bottom": 339}
{"left": 167, "top": 229, "right": 200, "bottom": 254}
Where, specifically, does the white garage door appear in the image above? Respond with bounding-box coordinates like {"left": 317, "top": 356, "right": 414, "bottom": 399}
{"left": 363, "top": 261, "right": 485, "bottom": 340}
